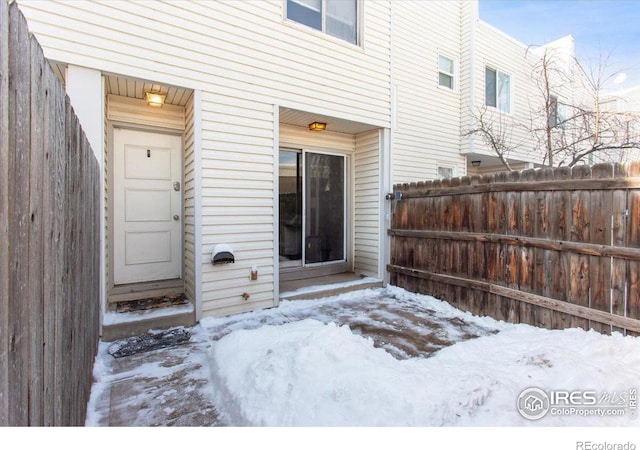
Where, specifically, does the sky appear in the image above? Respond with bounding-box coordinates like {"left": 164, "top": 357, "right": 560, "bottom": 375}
{"left": 479, "top": 0, "right": 640, "bottom": 91}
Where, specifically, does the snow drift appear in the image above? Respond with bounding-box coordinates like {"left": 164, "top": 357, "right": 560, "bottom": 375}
{"left": 209, "top": 304, "right": 640, "bottom": 426}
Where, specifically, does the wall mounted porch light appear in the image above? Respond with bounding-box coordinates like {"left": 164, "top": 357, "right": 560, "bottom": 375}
{"left": 145, "top": 91, "right": 167, "bottom": 107}
{"left": 308, "top": 122, "right": 327, "bottom": 131}
{"left": 471, "top": 160, "right": 481, "bottom": 167}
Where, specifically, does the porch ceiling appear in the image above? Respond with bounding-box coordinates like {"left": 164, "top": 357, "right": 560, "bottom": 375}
{"left": 279, "top": 107, "right": 380, "bottom": 135}
{"left": 464, "top": 153, "right": 506, "bottom": 170}
{"left": 104, "top": 74, "right": 191, "bottom": 107}
{"left": 49, "top": 62, "right": 191, "bottom": 107}
{"left": 464, "top": 153, "right": 541, "bottom": 172}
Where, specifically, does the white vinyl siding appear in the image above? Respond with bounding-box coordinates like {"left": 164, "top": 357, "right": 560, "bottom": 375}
{"left": 391, "top": 1, "right": 466, "bottom": 184}
{"left": 18, "top": 0, "right": 391, "bottom": 317}
{"left": 459, "top": 1, "right": 477, "bottom": 155}
{"left": 354, "top": 130, "right": 380, "bottom": 278}
{"left": 18, "top": 1, "right": 390, "bottom": 127}
{"left": 200, "top": 95, "right": 276, "bottom": 317}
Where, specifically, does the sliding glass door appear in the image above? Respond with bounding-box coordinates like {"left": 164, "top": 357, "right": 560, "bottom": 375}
{"left": 279, "top": 149, "right": 346, "bottom": 268}
{"left": 304, "top": 152, "right": 345, "bottom": 264}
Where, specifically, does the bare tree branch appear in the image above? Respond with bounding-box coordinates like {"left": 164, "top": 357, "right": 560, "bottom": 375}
{"left": 464, "top": 106, "right": 523, "bottom": 171}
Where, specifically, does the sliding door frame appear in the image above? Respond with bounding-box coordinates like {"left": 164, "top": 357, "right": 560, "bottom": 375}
{"left": 279, "top": 146, "right": 352, "bottom": 281}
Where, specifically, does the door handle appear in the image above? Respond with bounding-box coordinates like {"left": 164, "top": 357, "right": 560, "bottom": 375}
{"left": 173, "top": 215, "right": 180, "bottom": 221}
{"left": 173, "top": 181, "right": 181, "bottom": 192}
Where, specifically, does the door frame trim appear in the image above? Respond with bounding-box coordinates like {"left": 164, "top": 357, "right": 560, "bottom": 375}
{"left": 107, "top": 121, "right": 185, "bottom": 291}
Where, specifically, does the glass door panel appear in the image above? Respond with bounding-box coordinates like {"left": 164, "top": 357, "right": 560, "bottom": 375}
{"left": 279, "top": 150, "right": 302, "bottom": 266}
{"left": 304, "top": 152, "right": 345, "bottom": 264}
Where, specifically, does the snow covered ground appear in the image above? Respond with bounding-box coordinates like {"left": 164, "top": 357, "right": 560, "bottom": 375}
{"left": 203, "top": 287, "right": 640, "bottom": 427}
{"left": 85, "top": 286, "right": 640, "bottom": 430}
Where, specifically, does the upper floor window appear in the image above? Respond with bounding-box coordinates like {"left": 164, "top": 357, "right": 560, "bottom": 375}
{"left": 438, "top": 55, "right": 456, "bottom": 90}
{"left": 485, "top": 67, "right": 511, "bottom": 113}
{"left": 286, "top": 0, "right": 358, "bottom": 45}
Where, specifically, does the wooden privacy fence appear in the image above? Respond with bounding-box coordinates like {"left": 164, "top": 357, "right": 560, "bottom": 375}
{"left": 1, "top": 1, "right": 100, "bottom": 426}
{"left": 388, "top": 162, "right": 640, "bottom": 336}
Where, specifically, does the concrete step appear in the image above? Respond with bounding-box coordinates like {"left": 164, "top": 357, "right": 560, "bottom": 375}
{"left": 280, "top": 277, "right": 384, "bottom": 301}
{"left": 102, "top": 302, "right": 196, "bottom": 341}
{"left": 108, "top": 280, "right": 184, "bottom": 304}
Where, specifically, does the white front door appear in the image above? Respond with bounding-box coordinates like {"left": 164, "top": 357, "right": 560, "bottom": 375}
{"left": 113, "top": 128, "right": 182, "bottom": 284}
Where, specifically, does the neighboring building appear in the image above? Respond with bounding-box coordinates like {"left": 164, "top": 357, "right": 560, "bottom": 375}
{"left": 463, "top": 22, "right": 592, "bottom": 173}
{"left": 603, "top": 85, "right": 640, "bottom": 113}
{"left": 600, "top": 85, "right": 640, "bottom": 163}
{"left": 15, "top": 0, "right": 633, "bottom": 333}
{"left": 465, "top": 19, "right": 639, "bottom": 173}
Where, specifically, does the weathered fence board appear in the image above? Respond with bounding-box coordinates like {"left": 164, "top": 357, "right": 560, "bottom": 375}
{"left": 568, "top": 168, "right": 592, "bottom": 330}
{"left": 627, "top": 163, "right": 640, "bottom": 336}
{"left": 589, "top": 164, "right": 613, "bottom": 333}
{"left": 28, "top": 36, "right": 46, "bottom": 425}
{"left": 1, "top": 1, "right": 100, "bottom": 426}
{"left": 7, "top": 3, "right": 31, "bottom": 425}
{"left": 611, "top": 187, "right": 627, "bottom": 334}
{"left": 555, "top": 170, "right": 576, "bottom": 330}
{"left": 389, "top": 162, "right": 640, "bottom": 335}
{"left": 0, "top": 0, "right": 9, "bottom": 427}
{"left": 388, "top": 229, "right": 640, "bottom": 260}
{"left": 42, "top": 62, "right": 61, "bottom": 426}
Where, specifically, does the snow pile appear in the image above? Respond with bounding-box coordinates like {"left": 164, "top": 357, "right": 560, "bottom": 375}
{"left": 202, "top": 287, "right": 506, "bottom": 360}
{"left": 209, "top": 316, "right": 640, "bottom": 426}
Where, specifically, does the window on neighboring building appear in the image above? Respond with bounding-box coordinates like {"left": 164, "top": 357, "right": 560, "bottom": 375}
{"left": 625, "top": 120, "right": 640, "bottom": 145}
{"left": 437, "top": 166, "right": 454, "bottom": 179}
{"left": 549, "top": 95, "right": 568, "bottom": 129}
{"left": 485, "top": 67, "right": 511, "bottom": 113}
{"left": 438, "top": 55, "right": 455, "bottom": 90}
{"left": 286, "top": 0, "right": 358, "bottom": 45}
{"left": 548, "top": 95, "right": 558, "bottom": 127}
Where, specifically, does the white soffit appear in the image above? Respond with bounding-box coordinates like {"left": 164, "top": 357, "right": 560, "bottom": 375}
{"left": 49, "top": 62, "right": 191, "bottom": 108}
{"left": 279, "top": 107, "right": 380, "bottom": 135}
